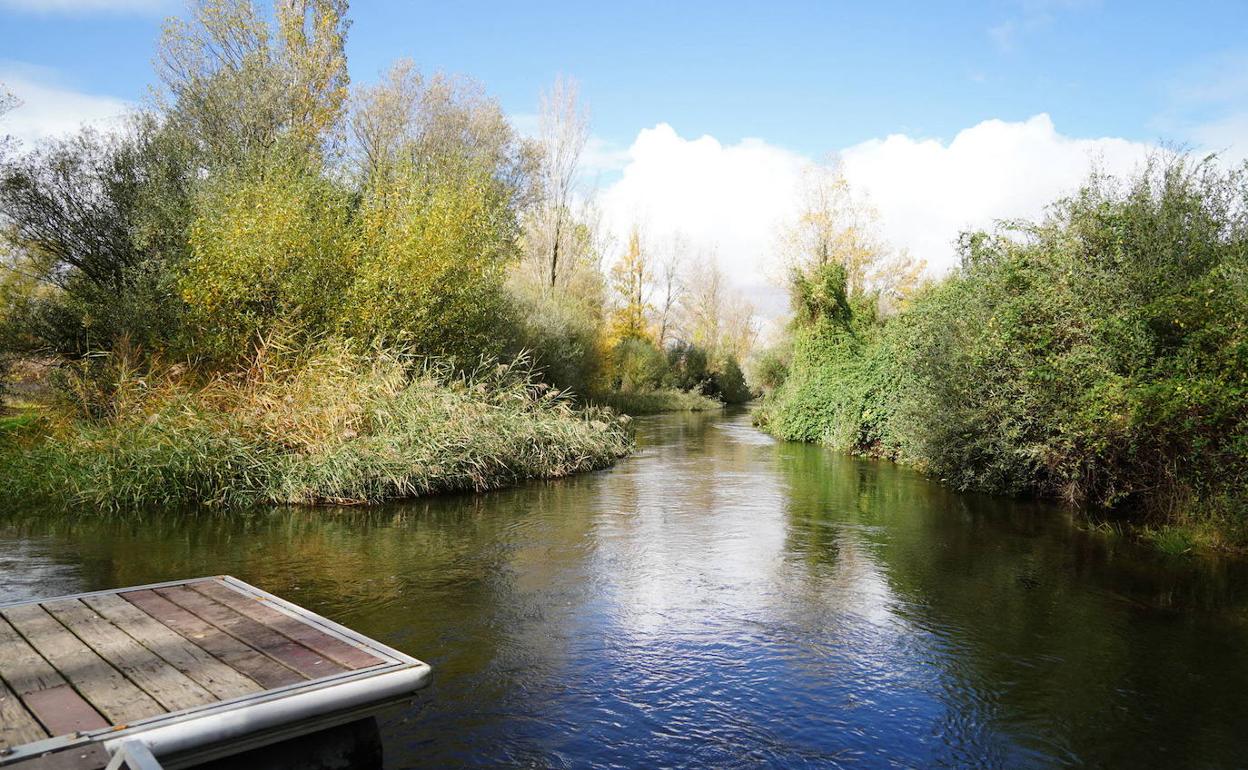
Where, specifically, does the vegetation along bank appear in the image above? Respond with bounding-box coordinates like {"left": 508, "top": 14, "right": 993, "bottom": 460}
{"left": 755, "top": 156, "right": 1248, "bottom": 552}
{"left": 0, "top": 0, "right": 753, "bottom": 511}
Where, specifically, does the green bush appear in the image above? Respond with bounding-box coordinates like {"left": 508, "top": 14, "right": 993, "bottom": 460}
{"left": 181, "top": 155, "right": 358, "bottom": 360}
{"left": 608, "top": 337, "right": 667, "bottom": 392}
{"left": 761, "top": 155, "right": 1248, "bottom": 545}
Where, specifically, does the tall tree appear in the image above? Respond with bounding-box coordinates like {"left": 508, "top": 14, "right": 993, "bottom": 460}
{"left": 349, "top": 61, "right": 536, "bottom": 204}
{"left": 609, "top": 225, "right": 651, "bottom": 342}
{"left": 534, "top": 76, "right": 589, "bottom": 288}
{"left": 777, "top": 161, "right": 882, "bottom": 297}
{"left": 157, "top": 0, "right": 351, "bottom": 169}
{"left": 655, "top": 233, "right": 688, "bottom": 347}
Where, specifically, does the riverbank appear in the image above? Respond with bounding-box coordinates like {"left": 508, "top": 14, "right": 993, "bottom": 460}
{"left": 0, "top": 345, "right": 633, "bottom": 511}
{"left": 756, "top": 158, "right": 1248, "bottom": 555}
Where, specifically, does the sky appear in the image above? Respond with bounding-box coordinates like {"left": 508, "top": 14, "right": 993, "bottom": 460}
{"left": 2, "top": 0, "right": 1247, "bottom": 316}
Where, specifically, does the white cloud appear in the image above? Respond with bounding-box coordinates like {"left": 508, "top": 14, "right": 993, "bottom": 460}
{"left": 0, "top": 0, "right": 168, "bottom": 13}
{"left": 1, "top": 67, "right": 132, "bottom": 147}
{"left": 840, "top": 114, "right": 1153, "bottom": 275}
{"left": 598, "top": 116, "right": 1158, "bottom": 318}
{"left": 598, "top": 123, "right": 807, "bottom": 316}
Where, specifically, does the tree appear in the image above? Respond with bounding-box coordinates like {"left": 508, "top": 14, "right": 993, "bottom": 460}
{"left": 654, "top": 233, "right": 688, "bottom": 347}
{"left": 777, "top": 161, "right": 884, "bottom": 297}
{"left": 181, "top": 156, "right": 357, "bottom": 359}
{"left": 350, "top": 62, "right": 536, "bottom": 206}
{"left": 157, "top": 0, "right": 351, "bottom": 169}
{"left": 0, "top": 86, "right": 18, "bottom": 159}
{"left": 533, "top": 75, "right": 589, "bottom": 288}
{"left": 0, "top": 117, "right": 195, "bottom": 355}
{"left": 609, "top": 225, "right": 652, "bottom": 342}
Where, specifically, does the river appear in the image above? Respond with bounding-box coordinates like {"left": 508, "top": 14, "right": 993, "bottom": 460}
{"left": 2, "top": 409, "right": 1247, "bottom": 768}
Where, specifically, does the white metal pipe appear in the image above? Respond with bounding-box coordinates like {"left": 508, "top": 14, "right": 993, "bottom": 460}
{"left": 103, "top": 666, "right": 430, "bottom": 759}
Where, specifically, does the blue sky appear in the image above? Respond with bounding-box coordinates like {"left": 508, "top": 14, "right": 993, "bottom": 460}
{"left": 2, "top": 0, "right": 1247, "bottom": 309}
{"left": 3, "top": 0, "right": 1245, "bottom": 152}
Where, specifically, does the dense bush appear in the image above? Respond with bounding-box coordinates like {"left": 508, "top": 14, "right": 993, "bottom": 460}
{"left": 182, "top": 155, "right": 358, "bottom": 359}
{"left": 760, "top": 156, "right": 1248, "bottom": 545}
{"left": 347, "top": 160, "right": 517, "bottom": 360}
{"left": 0, "top": 119, "right": 193, "bottom": 356}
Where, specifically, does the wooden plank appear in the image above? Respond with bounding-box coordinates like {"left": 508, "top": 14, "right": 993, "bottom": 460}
{"left": 0, "top": 616, "right": 65, "bottom": 695}
{"left": 154, "top": 586, "right": 347, "bottom": 681}
{"left": 42, "top": 599, "right": 216, "bottom": 713}
{"left": 0, "top": 615, "right": 109, "bottom": 738}
{"left": 0, "top": 676, "right": 46, "bottom": 749}
{"left": 121, "top": 590, "right": 305, "bottom": 690}
{"left": 0, "top": 604, "right": 162, "bottom": 725}
{"left": 82, "top": 594, "right": 261, "bottom": 702}
{"left": 193, "top": 581, "right": 383, "bottom": 670}
{"left": 22, "top": 685, "right": 109, "bottom": 736}
{"left": 8, "top": 743, "right": 110, "bottom": 770}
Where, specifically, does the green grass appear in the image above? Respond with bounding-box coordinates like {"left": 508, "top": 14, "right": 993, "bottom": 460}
{"left": 0, "top": 344, "right": 634, "bottom": 511}
{"left": 595, "top": 388, "right": 724, "bottom": 415}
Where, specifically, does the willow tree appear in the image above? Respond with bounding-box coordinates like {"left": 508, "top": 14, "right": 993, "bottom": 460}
{"left": 157, "top": 0, "right": 351, "bottom": 169}
{"left": 778, "top": 161, "right": 925, "bottom": 309}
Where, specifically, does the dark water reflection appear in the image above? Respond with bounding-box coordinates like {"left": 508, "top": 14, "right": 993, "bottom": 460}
{"left": 3, "top": 410, "right": 1248, "bottom": 768}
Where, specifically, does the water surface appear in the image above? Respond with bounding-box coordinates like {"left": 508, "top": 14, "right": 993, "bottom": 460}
{"left": 3, "top": 410, "right": 1247, "bottom": 768}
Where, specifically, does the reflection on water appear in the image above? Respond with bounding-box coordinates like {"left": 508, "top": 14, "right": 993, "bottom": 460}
{"left": 3, "top": 410, "right": 1248, "bottom": 768}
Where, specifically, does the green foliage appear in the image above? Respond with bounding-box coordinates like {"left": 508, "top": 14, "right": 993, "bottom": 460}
{"left": 345, "top": 160, "right": 516, "bottom": 359}
{"left": 709, "top": 354, "right": 751, "bottom": 405}
{"left": 791, "top": 261, "right": 852, "bottom": 328}
{"left": 507, "top": 279, "right": 602, "bottom": 397}
{"left": 0, "top": 341, "right": 632, "bottom": 510}
{"left": 749, "top": 345, "right": 790, "bottom": 393}
{"left": 663, "top": 340, "right": 710, "bottom": 391}
{"left": 182, "top": 155, "right": 357, "bottom": 359}
{"left": 761, "top": 155, "right": 1248, "bottom": 546}
{"left": 608, "top": 337, "right": 666, "bottom": 392}
{"left": 595, "top": 387, "right": 722, "bottom": 415}
{"left": 0, "top": 119, "right": 194, "bottom": 356}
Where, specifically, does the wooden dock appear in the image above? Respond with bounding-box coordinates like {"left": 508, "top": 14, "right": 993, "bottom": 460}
{"left": 0, "top": 576, "right": 430, "bottom": 769}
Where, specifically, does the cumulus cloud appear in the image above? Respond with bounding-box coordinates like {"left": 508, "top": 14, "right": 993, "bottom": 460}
{"left": 1, "top": 67, "right": 132, "bottom": 148}
{"left": 840, "top": 114, "right": 1153, "bottom": 274}
{"left": 598, "top": 124, "right": 807, "bottom": 317}
{"left": 598, "top": 115, "right": 1158, "bottom": 318}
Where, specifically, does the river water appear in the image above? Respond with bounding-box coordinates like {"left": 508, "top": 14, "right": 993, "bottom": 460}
{"left": 2, "top": 410, "right": 1247, "bottom": 768}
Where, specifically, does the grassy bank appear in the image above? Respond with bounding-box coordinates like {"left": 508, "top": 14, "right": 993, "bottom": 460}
{"left": 595, "top": 387, "right": 725, "bottom": 415}
{"left": 0, "top": 343, "right": 633, "bottom": 511}
{"left": 757, "top": 158, "right": 1248, "bottom": 553}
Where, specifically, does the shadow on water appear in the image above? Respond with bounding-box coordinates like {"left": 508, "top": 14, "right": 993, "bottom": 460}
{"left": 2, "top": 408, "right": 1248, "bottom": 768}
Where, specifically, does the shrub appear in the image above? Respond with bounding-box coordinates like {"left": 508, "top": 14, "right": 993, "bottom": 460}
{"left": 181, "top": 156, "right": 358, "bottom": 360}
{"left": 345, "top": 160, "right": 518, "bottom": 360}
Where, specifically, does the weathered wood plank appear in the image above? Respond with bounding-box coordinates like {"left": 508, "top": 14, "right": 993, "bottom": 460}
{"left": 0, "top": 676, "right": 46, "bottom": 749}
{"left": 21, "top": 685, "right": 109, "bottom": 736}
{"left": 0, "top": 604, "right": 162, "bottom": 725}
{"left": 42, "top": 599, "right": 216, "bottom": 713}
{"left": 0, "top": 615, "right": 65, "bottom": 695}
{"left": 8, "top": 743, "right": 110, "bottom": 770}
{"left": 121, "top": 590, "right": 305, "bottom": 690}
{"left": 0, "top": 615, "right": 110, "bottom": 738}
{"left": 154, "top": 586, "right": 347, "bottom": 681}
{"left": 83, "top": 594, "right": 261, "bottom": 702}
{"left": 193, "top": 581, "right": 382, "bottom": 670}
